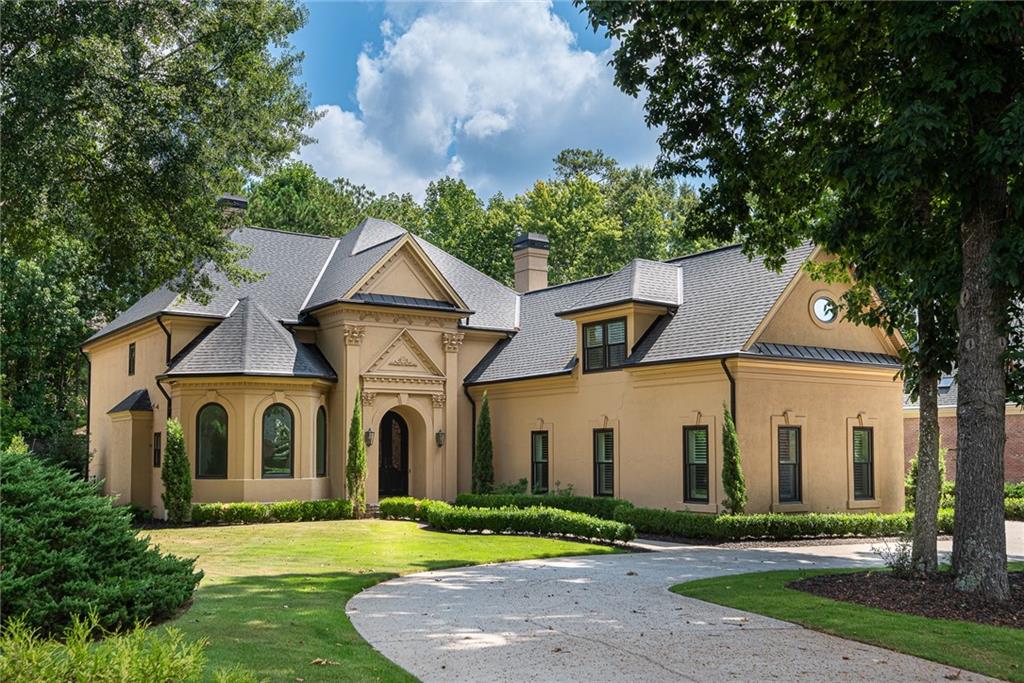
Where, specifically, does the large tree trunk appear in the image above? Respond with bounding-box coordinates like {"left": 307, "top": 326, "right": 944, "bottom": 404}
{"left": 952, "top": 177, "right": 1009, "bottom": 601}
{"left": 911, "top": 348, "right": 940, "bottom": 574}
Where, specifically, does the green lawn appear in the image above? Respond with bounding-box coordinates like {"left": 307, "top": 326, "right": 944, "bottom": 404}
{"left": 672, "top": 562, "right": 1024, "bottom": 682}
{"left": 146, "top": 519, "right": 618, "bottom": 682}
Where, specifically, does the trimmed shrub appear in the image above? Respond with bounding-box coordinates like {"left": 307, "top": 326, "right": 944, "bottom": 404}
{"left": 454, "top": 492, "right": 633, "bottom": 520}
{"left": 721, "top": 406, "right": 746, "bottom": 514}
{"left": 378, "top": 496, "right": 448, "bottom": 523}
{"left": 1005, "top": 483, "right": 1024, "bottom": 499}
{"left": 1, "top": 449, "right": 202, "bottom": 636}
{"left": 0, "top": 615, "right": 257, "bottom": 683}
{"left": 161, "top": 419, "right": 192, "bottom": 524}
{"left": 1006, "top": 498, "right": 1024, "bottom": 521}
{"left": 472, "top": 391, "right": 494, "bottom": 493}
{"left": 493, "top": 478, "right": 528, "bottom": 494}
{"left": 613, "top": 505, "right": 956, "bottom": 542}
{"left": 427, "top": 503, "right": 635, "bottom": 543}
{"left": 905, "top": 448, "right": 948, "bottom": 511}
{"left": 346, "top": 390, "right": 367, "bottom": 516}
{"left": 191, "top": 498, "right": 352, "bottom": 525}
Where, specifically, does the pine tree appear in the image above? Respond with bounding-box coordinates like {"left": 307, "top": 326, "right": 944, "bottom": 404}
{"left": 347, "top": 390, "right": 367, "bottom": 516}
{"left": 721, "top": 405, "right": 746, "bottom": 515}
{"left": 473, "top": 392, "right": 494, "bottom": 494}
{"left": 161, "top": 419, "right": 192, "bottom": 524}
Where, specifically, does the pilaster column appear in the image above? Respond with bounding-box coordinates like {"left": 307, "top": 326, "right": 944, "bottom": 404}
{"left": 442, "top": 332, "right": 464, "bottom": 500}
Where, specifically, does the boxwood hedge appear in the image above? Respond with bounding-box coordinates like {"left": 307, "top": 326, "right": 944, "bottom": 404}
{"left": 380, "top": 497, "right": 635, "bottom": 543}
{"left": 613, "top": 505, "right": 957, "bottom": 542}
{"left": 454, "top": 492, "right": 633, "bottom": 520}
{"left": 1006, "top": 498, "right": 1023, "bottom": 521}
{"left": 190, "top": 498, "right": 352, "bottom": 525}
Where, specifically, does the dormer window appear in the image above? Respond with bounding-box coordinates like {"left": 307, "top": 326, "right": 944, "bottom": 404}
{"left": 583, "top": 318, "right": 626, "bottom": 372}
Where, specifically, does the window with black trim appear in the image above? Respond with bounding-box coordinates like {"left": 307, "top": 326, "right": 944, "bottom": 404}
{"left": 531, "top": 431, "right": 549, "bottom": 494}
{"left": 593, "top": 429, "right": 614, "bottom": 496}
{"left": 153, "top": 432, "right": 162, "bottom": 468}
{"left": 684, "top": 426, "right": 709, "bottom": 503}
{"left": 583, "top": 318, "right": 626, "bottom": 372}
{"left": 778, "top": 426, "right": 801, "bottom": 503}
{"left": 262, "top": 403, "right": 294, "bottom": 478}
{"left": 853, "top": 426, "right": 874, "bottom": 500}
{"left": 128, "top": 343, "right": 136, "bottom": 376}
{"left": 197, "top": 403, "right": 228, "bottom": 478}
{"left": 316, "top": 406, "right": 327, "bottom": 477}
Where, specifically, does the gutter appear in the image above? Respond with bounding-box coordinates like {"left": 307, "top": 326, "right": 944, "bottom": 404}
{"left": 80, "top": 349, "right": 91, "bottom": 480}
{"left": 156, "top": 316, "right": 172, "bottom": 420}
{"left": 721, "top": 358, "right": 737, "bottom": 425}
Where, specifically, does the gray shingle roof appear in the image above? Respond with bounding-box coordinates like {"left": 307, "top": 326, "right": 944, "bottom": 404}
{"left": 108, "top": 389, "right": 153, "bottom": 413}
{"left": 86, "top": 218, "right": 519, "bottom": 347}
{"left": 904, "top": 375, "right": 959, "bottom": 408}
{"left": 558, "top": 259, "right": 681, "bottom": 316}
{"left": 87, "top": 227, "right": 339, "bottom": 342}
{"left": 163, "top": 298, "right": 336, "bottom": 380}
{"left": 468, "top": 242, "right": 889, "bottom": 385}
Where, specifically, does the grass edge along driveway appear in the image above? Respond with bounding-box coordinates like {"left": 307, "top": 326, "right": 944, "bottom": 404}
{"left": 672, "top": 563, "right": 1024, "bottom": 683}
{"left": 146, "top": 518, "right": 619, "bottom": 682}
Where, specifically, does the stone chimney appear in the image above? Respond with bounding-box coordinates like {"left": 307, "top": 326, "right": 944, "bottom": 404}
{"left": 513, "top": 232, "right": 549, "bottom": 292}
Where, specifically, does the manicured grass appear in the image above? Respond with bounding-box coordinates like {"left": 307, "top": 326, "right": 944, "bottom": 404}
{"left": 672, "top": 562, "right": 1024, "bottom": 682}
{"left": 147, "top": 519, "right": 617, "bottom": 682}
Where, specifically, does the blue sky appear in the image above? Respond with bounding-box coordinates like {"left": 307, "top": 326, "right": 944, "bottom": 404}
{"left": 287, "top": 1, "right": 660, "bottom": 200}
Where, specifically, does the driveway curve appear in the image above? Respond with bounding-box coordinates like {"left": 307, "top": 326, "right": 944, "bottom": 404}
{"left": 349, "top": 525, "right": 1023, "bottom": 682}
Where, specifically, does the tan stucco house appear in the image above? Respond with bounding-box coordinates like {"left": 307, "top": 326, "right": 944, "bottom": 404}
{"left": 83, "top": 211, "right": 907, "bottom": 516}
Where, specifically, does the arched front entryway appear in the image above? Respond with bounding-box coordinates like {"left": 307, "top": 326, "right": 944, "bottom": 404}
{"left": 378, "top": 411, "right": 409, "bottom": 497}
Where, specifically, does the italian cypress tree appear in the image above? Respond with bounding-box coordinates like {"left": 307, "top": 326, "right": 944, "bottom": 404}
{"left": 473, "top": 392, "right": 494, "bottom": 494}
{"left": 347, "top": 390, "right": 367, "bottom": 516}
{"left": 161, "top": 419, "right": 192, "bottom": 524}
{"left": 721, "top": 405, "right": 746, "bottom": 515}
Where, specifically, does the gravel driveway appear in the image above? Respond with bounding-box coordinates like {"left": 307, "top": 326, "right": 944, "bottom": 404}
{"left": 348, "top": 523, "right": 1023, "bottom": 682}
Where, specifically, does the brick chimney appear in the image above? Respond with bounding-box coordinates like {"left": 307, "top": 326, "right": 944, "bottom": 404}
{"left": 216, "top": 194, "right": 248, "bottom": 216}
{"left": 513, "top": 232, "right": 549, "bottom": 292}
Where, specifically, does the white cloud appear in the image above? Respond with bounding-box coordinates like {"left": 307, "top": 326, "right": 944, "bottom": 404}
{"left": 299, "top": 1, "right": 659, "bottom": 199}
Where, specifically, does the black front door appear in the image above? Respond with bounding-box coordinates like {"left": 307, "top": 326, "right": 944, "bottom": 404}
{"left": 378, "top": 411, "right": 409, "bottom": 497}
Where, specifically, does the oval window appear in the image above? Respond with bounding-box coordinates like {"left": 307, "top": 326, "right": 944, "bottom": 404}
{"left": 813, "top": 296, "right": 837, "bottom": 324}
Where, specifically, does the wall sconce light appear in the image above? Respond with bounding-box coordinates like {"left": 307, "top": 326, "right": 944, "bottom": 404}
{"left": 364, "top": 428, "right": 374, "bottom": 446}
{"left": 435, "top": 430, "right": 446, "bottom": 448}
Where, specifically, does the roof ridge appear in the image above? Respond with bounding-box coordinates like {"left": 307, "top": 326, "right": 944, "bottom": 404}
{"left": 234, "top": 224, "right": 339, "bottom": 240}
{"left": 664, "top": 242, "right": 744, "bottom": 263}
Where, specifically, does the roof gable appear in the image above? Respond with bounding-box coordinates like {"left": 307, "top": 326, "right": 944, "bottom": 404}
{"left": 365, "top": 329, "right": 444, "bottom": 379}
{"left": 347, "top": 235, "right": 470, "bottom": 311}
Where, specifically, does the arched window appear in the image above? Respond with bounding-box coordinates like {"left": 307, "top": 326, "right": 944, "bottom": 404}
{"left": 316, "top": 406, "right": 327, "bottom": 478}
{"left": 262, "top": 403, "right": 294, "bottom": 478}
{"left": 196, "top": 403, "right": 228, "bottom": 479}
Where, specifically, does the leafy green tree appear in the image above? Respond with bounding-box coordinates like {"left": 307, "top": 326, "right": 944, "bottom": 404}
{"left": 721, "top": 406, "right": 746, "bottom": 515}
{"left": 473, "top": 392, "right": 494, "bottom": 494}
{"left": 161, "top": 419, "right": 192, "bottom": 524}
{"left": 1, "top": 0, "right": 315, "bottom": 459}
{"left": 247, "top": 162, "right": 349, "bottom": 235}
{"left": 584, "top": 0, "right": 1023, "bottom": 601}
{"left": 347, "top": 391, "right": 367, "bottom": 516}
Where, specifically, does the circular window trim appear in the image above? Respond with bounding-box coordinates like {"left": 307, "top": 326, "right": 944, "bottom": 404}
{"left": 809, "top": 291, "right": 839, "bottom": 329}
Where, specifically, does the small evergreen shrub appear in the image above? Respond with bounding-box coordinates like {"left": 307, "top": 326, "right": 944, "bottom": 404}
{"left": 0, "top": 449, "right": 202, "bottom": 636}
{"left": 904, "top": 448, "right": 947, "bottom": 511}
{"left": 720, "top": 406, "right": 746, "bottom": 514}
{"left": 613, "top": 505, "right": 956, "bottom": 542}
{"left": 346, "top": 390, "right": 367, "bottom": 516}
{"left": 1005, "top": 483, "right": 1024, "bottom": 499}
{"left": 378, "top": 497, "right": 449, "bottom": 523}
{"left": 161, "top": 419, "right": 192, "bottom": 523}
{"left": 0, "top": 615, "right": 258, "bottom": 683}
{"left": 493, "top": 478, "right": 528, "bottom": 494}
{"left": 1006, "top": 498, "right": 1024, "bottom": 521}
{"left": 427, "top": 503, "right": 635, "bottom": 543}
{"left": 472, "top": 392, "right": 494, "bottom": 493}
{"left": 191, "top": 499, "right": 352, "bottom": 525}
{"left": 454, "top": 492, "right": 633, "bottom": 520}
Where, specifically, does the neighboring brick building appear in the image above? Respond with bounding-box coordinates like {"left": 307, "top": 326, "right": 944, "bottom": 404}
{"left": 904, "top": 377, "right": 1024, "bottom": 483}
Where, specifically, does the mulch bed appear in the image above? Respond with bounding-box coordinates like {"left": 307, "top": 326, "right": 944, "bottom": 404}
{"left": 789, "top": 570, "right": 1024, "bottom": 629}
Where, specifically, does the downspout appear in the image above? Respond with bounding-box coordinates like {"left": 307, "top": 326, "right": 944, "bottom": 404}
{"left": 721, "top": 357, "right": 737, "bottom": 425}
{"left": 463, "top": 384, "right": 477, "bottom": 465}
{"left": 156, "top": 316, "right": 172, "bottom": 420}
{"left": 80, "top": 349, "right": 91, "bottom": 480}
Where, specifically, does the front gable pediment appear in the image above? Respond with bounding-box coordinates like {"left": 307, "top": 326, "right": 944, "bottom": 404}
{"left": 346, "top": 235, "right": 468, "bottom": 310}
{"left": 365, "top": 329, "right": 444, "bottom": 379}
